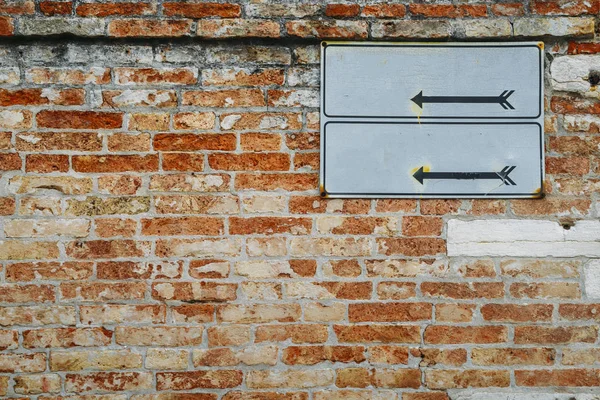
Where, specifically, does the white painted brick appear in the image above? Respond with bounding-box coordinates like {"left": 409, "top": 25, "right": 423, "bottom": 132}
{"left": 448, "top": 219, "right": 600, "bottom": 257}
{"left": 551, "top": 55, "right": 600, "bottom": 94}
{"left": 452, "top": 393, "right": 600, "bottom": 400}
{"left": 584, "top": 259, "right": 600, "bottom": 299}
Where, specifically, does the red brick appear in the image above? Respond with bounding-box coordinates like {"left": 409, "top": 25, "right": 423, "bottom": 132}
{"left": 65, "top": 240, "right": 150, "bottom": 259}
{"left": 551, "top": 96, "right": 600, "bottom": 114}
{"left": 515, "top": 326, "right": 597, "bottom": 344}
{"left": 568, "top": 41, "right": 600, "bottom": 54}
{"left": 349, "top": 303, "right": 432, "bottom": 322}
{"left": 162, "top": 153, "right": 205, "bottom": 172}
{"left": 0, "top": 88, "right": 84, "bottom": 106}
{"left": 230, "top": 217, "right": 311, "bottom": 235}
{"left": 362, "top": 4, "right": 406, "bottom": 17}
{"left": 142, "top": 217, "right": 223, "bottom": 236}
{"left": 0, "top": 284, "right": 55, "bottom": 303}
{"left": 325, "top": 4, "right": 360, "bottom": 17}
{"left": 424, "top": 326, "right": 508, "bottom": 344}
{"left": 0, "top": 197, "right": 15, "bottom": 216}
{"left": 481, "top": 304, "right": 553, "bottom": 322}
{"left": 183, "top": 89, "right": 265, "bottom": 107}
{"left": 532, "top": 0, "right": 599, "bottom": 15}
{"left": 377, "top": 238, "right": 446, "bottom": 256}
{"left": 0, "top": 17, "right": 14, "bottom": 36}
{"left": 426, "top": 369, "right": 510, "bottom": 389}
{"left": 73, "top": 155, "right": 158, "bottom": 173}
{"left": 235, "top": 173, "right": 318, "bottom": 191}
{"left": 241, "top": 133, "right": 281, "bottom": 151}
{"left": 77, "top": 2, "right": 154, "bottom": 16}
{"left": 402, "top": 216, "right": 443, "bottom": 236}
{"left": 0, "top": 153, "right": 21, "bottom": 170}
{"left": 334, "top": 325, "right": 421, "bottom": 343}
{"left": 546, "top": 156, "right": 590, "bottom": 174}
{"left": 108, "top": 19, "right": 192, "bottom": 37}
{"left": 421, "top": 199, "right": 461, "bottom": 214}
{"left": 172, "top": 304, "right": 215, "bottom": 323}
{"left": 255, "top": 324, "right": 328, "bottom": 344}
{"left": 37, "top": 111, "right": 123, "bottom": 129}
{"left": 516, "top": 369, "right": 600, "bottom": 386}
{"left": 154, "top": 133, "right": 236, "bottom": 151}
{"left": 511, "top": 198, "right": 590, "bottom": 215}
{"left": 560, "top": 304, "right": 600, "bottom": 320}
{"left": 403, "top": 394, "right": 449, "bottom": 400}
{"left": 26, "top": 154, "right": 68, "bottom": 173}
{"left": 209, "top": 153, "right": 290, "bottom": 171}
{"left": 163, "top": 2, "right": 241, "bottom": 17}
{"left": 408, "top": 4, "right": 459, "bottom": 18}
{"left": 282, "top": 346, "right": 365, "bottom": 365}
{"left": 39, "top": 1, "right": 72, "bottom": 15}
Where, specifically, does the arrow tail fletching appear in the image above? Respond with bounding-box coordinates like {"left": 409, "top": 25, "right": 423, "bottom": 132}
{"left": 499, "top": 90, "right": 515, "bottom": 110}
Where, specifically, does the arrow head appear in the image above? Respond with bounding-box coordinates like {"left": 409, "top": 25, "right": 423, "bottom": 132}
{"left": 413, "top": 166, "right": 424, "bottom": 184}
{"left": 411, "top": 91, "right": 423, "bottom": 109}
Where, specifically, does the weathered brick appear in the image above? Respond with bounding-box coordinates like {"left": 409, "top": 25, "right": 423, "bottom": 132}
{"left": 256, "top": 325, "right": 329, "bottom": 344}
{"left": 80, "top": 305, "right": 166, "bottom": 325}
{"left": 152, "top": 282, "right": 237, "bottom": 302}
{"left": 108, "top": 19, "right": 192, "bottom": 37}
{"left": 198, "top": 19, "right": 280, "bottom": 38}
{"left": 65, "top": 372, "right": 153, "bottom": 392}
{"left": 23, "top": 328, "right": 112, "bottom": 348}
{"left": 14, "top": 373, "right": 61, "bottom": 394}
{"left": 0, "top": 353, "right": 46, "bottom": 372}
{"left": 0, "top": 305, "right": 75, "bottom": 326}
{"left": 426, "top": 370, "right": 510, "bottom": 389}
{"left": 163, "top": 2, "right": 240, "bottom": 18}
{"left": 515, "top": 368, "right": 600, "bottom": 386}
{"left": 77, "top": 2, "right": 154, "bottom": 16}
{"left": 472, "top": 348, "right": 555, "bottom": 366}
{"left": 286, "top": 20, "right": 368, "bottom": 39}
{"left": 335, "top": 325, "right": 421, "bottom": 343}
{"left": 424, "top": 326, "right": 508, "bottom": 344}
{"left": 515, "top": 326, "right": 597, "bottom": 344}
{"left": 349, "top": 303, "right": 432, "bottom": 322}
{"left": 154, "top": 133, "right": 236, "bottom": 151}
{"left": 50, "top": 350, "right": 143, "bottom": 371}
{"left": 157, "top": 370, "right": 243, "bottom": 390}
{"left": 60, "top": 282, "right": 146, "bottom": 301}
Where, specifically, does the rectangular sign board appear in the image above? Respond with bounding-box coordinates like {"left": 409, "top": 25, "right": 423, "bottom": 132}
{"left": 320, "top": 42, "right": 544, "bottom": 198}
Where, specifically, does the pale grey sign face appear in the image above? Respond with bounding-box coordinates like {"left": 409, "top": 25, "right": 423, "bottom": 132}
{"left": 320, "top": 42, "right": 545, "bottom": 199}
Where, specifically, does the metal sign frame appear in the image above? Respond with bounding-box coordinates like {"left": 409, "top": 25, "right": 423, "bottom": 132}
{"left": 319, "top": 41, "right": 545, "bottom": 199}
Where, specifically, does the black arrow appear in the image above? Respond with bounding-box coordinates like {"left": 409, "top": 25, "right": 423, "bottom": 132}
{"left": 413, "top": 166, "right": 517, "bottom": 185}
{"left": 411, "top": 90, "right": 515, "bottom": 110}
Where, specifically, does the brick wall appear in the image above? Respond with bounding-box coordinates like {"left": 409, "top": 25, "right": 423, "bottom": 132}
{"left": 0, "top": 1, "right": 600, "bottom": 399}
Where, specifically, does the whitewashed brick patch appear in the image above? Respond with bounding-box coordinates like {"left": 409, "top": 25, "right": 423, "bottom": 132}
{"left": 584, "top": 259, "right": 600, "bottom": 299}
{"left": 452, "top": 393, "right": 600, "bottom": 400}
{"left": 447, "top": 219, "right": 600, "bottom": 257}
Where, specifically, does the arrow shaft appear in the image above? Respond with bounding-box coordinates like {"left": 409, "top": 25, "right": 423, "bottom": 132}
{"left": 422, "top": 172, "right": 500, "bottom": 181}
{"left": 422, "top": 95, "right": 500, "bottom": 104}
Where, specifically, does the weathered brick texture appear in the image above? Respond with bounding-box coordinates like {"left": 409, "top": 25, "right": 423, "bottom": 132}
{"left": 0, "top": 0, "right": 599, "bottom": 399}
